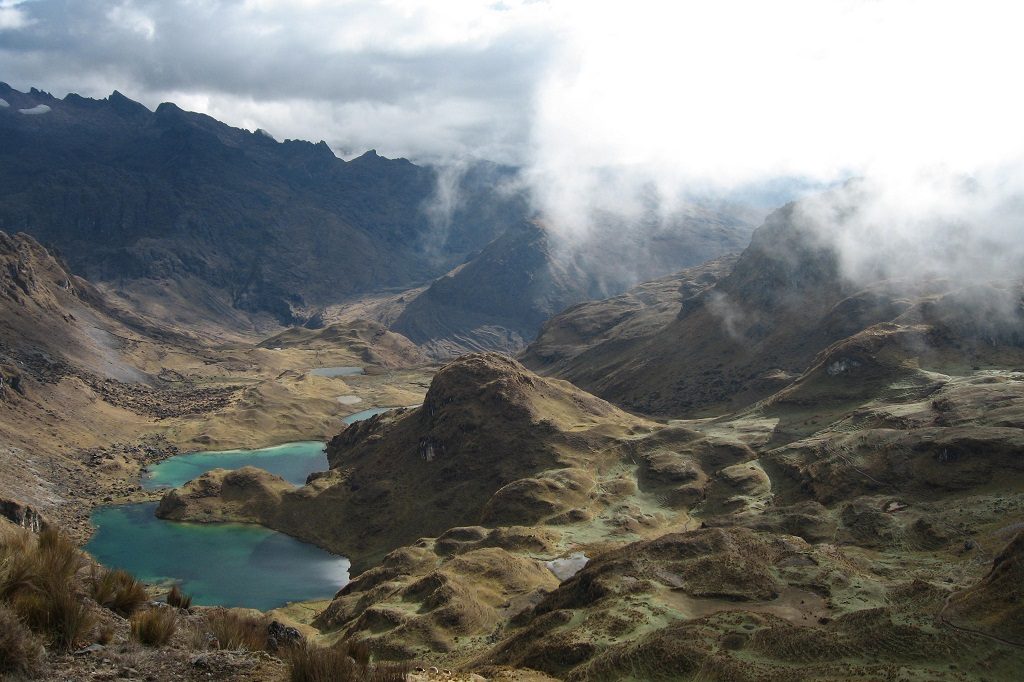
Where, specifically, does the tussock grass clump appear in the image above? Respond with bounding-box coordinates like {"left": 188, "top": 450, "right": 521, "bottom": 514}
{"left": 96, "top": 623, "right": 115, "bottom": 646}
{"left": 166, "top": 584, "right": 192, "bottom": 610}
{"left": 206, "top": 610, "right": 270, "bottom": 651}
{"left": 130, "top": 608, "right": 178, "bottom": 647}
{"left": 36, "top": 588, "right": 94, "bottom": 652}
{"left": 0, "top": 528, "right": 94, "bottom": 651}
{"left": 90, "top": 567, "right": 147, "bottom": 616}
{"left": 0, "top": 605, "right": 43, "bottom": 677}
{"left": 286, "top": 640, "right": 409, "bottom": 682}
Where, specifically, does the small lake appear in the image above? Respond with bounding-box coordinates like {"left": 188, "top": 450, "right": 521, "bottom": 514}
{"left": 142, "top": 441, "right": 328, "bottom": 490}
{"left": 85, "top": 503, "right": 350, "bottom": 610}
{"left": 343, "top": 407, "right": 398, "bottom": 425}
{"left": 309, "top": 366, "right": 364, "bottom": 377}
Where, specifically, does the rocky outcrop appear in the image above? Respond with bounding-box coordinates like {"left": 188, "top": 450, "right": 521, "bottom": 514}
{"left": 156, "top": 467, "right": 293, "bottom": 524}
{"left": 0, "top": 497, "right": 49, "bottom": 532}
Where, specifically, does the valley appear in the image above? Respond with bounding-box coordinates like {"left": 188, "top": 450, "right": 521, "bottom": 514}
{"left": 0, "top": 87, "right": 1022, "bottom": 681}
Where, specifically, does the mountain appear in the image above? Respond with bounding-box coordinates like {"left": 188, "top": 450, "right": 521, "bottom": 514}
{"left": 0, "top": 83, "right": 754, "bottom": 353}
{"left": 393, "top": 207, "right": 752, "bottom": 358}
{"left": 390, "top": 222, "right": 600, "bottom": 357}
{"left": 523, "top": 197, "right": 1024, "bottom": 417}
{"left": 520, "top": 254, "right": 737, "bottom": 376}
{"left": 0, "top": 83, "right": 526, "bottom": 327}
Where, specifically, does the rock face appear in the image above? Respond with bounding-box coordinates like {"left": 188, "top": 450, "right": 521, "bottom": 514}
{"left": 0, "top": 497, "right": 49, "bottom": 531}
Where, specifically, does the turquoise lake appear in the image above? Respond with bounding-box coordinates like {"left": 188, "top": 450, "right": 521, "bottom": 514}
{"left": 142, "top": 441, "right": 327, "bottom": 490}
{"left": 85, "top": 503, "right": 350, "bottom": 610}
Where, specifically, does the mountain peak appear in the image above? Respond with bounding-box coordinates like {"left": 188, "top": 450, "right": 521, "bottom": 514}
{"left": 107, "top": 90, "right": 150, "bottom": 118}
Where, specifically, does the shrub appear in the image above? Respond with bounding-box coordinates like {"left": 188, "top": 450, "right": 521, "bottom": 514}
{"left": 206, "top": 610, "right": 269, "bottom": 651}
{"left": 130, "top": 608, "right": 177, "bottom": 647}
{"left": 286, "top": 640, "right": 409, "bottom": 682}
{"left": 166, "top": 584, "right": 192, "bottom": 610}
{"left": 0, "top": 553, "right": 35, "bottom": 603}
{"left": 0, "top": 605, "right": 43, "bottom": 677}
{"left": 185, "top": 622, "right": 213, "bottom": 650}
{"left": 90, "top": 567, "right": 147, "bottom": 617}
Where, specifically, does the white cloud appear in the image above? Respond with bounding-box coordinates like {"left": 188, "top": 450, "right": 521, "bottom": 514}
{"left": 106, "top": 3, "right": 156, "bottom": 40}
{"left": 0, "top": 0, "right": 31, "bottom": 30}
{"left": 527, "top": 1, "right": 1024, "bottom": 236}
{"left": 18, "top": 103, "right": 51, "bottom": 115}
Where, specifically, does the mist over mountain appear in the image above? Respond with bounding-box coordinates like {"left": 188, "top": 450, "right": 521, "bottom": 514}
{"left": 0, "top": 82, "right": 753, "bottom": 350}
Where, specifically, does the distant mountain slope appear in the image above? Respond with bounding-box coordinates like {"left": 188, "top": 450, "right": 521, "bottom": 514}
{"left": 390, "top": 222, "right": 598, "bottom": 357}
{"left": 520, "top": 254, "right": 737, "bottom": 374}
{"left": 393, "top": 211, "right": 752, "bottom": 358}
{"left": 523, "top": 195, "right": 1024, "bottom": 417}
{"left": 0, "top": 83, "right": 526, "bottom": 325}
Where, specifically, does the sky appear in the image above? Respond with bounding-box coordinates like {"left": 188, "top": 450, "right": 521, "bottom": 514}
{"left": 2, "top": 0, "right": 1024, "bottom": 281}
{"left": 1, "top": 1, "right": 1020, "bottom": 171}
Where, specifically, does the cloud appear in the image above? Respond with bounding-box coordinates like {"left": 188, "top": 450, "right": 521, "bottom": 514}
{"left": 794, "top": 168, "right": 1024, "bottom": 289}
{"left": 526, "top": 1, "right": 1024, "bottom": 226}
{"left": 0, "top": 0, "right": 31, "bottom": 30}
{"left": 2, "top": 0, "right": 1023, "bottom": 289}
{"left": 0, "top": 0, "right": 556, "bottom": 161}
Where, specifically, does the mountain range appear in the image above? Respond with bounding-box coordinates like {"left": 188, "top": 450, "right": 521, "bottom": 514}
{"left": 0, "top": 83, "right": 753, "bottom": 355}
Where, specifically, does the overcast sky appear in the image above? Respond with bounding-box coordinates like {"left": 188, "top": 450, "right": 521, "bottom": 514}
{"left": 3, "top": 0, "right": 1024, "bottom": 254}
{"left": 2, "top": 1, "right": 1020, "bottom": 172}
